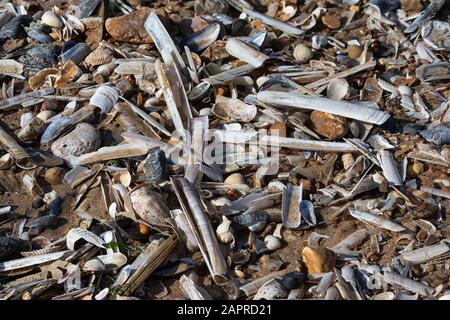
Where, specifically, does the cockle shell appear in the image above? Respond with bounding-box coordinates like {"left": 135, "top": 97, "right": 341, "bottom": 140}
{"left": 41, "top": 11, "right": 63, "bottom": 29}
{"left": 84, "top": 46, "right": 113, "bottom": 67}
{"left": 51, "top": 123, "right": 101, "bottom": 160}
{"left": 130, "top": 186, "right": 170, "bottom": 226}
{"left": 293, "top": 44, "right": 313, "bottom": 63}
{"left": 264, "top": 235, "right": 282, "bottom": 250}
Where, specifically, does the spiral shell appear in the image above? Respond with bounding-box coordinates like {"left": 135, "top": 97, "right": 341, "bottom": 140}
{"left": 84, "top": 46, "right": 113, "bottom": 67}
{"left": 130, "top": 186, "right": 170, "bottom": 226}
{"left": 51, "top": 123, "right": 101, "bottom": 160}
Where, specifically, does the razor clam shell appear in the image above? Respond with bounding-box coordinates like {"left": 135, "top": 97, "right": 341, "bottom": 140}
{"left": 180, "top": 274, "right": 213, "bottom": 300}
{"left": 212, "top": 96, "right": 257, "bottom": 122}
{"left": 257, "top": 91, "right": 390, "bottom": 125}
{"left": 181, "top": 23, "right": 221, "bottom": 53}
{"left": 63, "top": 166, "right": 95, "bottom": 188}
{"left": 310, "top": 272, "right": 336, "bottom": 298}
{"left": 67, "top": 142, "right": 150, "bottom": 167}
{"left": 331, "top": 229, "right": 369, "bottom": 252}
{"left": 225, "top": 38, "right": 268, "bottom": 68}
{"left": 383, "top": 271, "right": 434, "bottom": 296}
{"left": 239, "top": 269, "right": 290, "bottom": 297}
{"left": 66, "top": 228, "right": 106, "bottom": 250}
{"left": 0, "top": 59, "right": 24, "bottom": 75}
{"left": 401, "top": 242, "right": 450, "bottom": 264}
{"left": 349, "top": 208, "right": 406, "bottom": 232}
{"left": 378, "top": 150, "right": 403, "bottom": 186}
{"left": 144, "top": 13, "right": 186, "bottom": 73}
{"left": 0, "top": 250, "right": 72, "bottom": 272}
{"left": 324, "top": 286, "right": 342, "bottom": 300}
{"left": 416, "top": 63, "right": 450, "bottom": 81}
{"left": 114, "top": 60, "right": 155, "bottom": 75}
{"left": 281, "top": 183, "right": 302, "bottom": 229}
{"left": 203, "top": 63, "right": 256, "bottom": 85}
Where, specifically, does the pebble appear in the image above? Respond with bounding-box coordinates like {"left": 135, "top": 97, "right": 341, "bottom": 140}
{"left": 309, "top": 111, "right": 348, "bottom": 140}
{"left": 302, "top": 246, "right": 336, "bottom": 274}
{"left": 44, "top": 167, "right": 66, "bottom": 185}
{"left": 322, "top": 15, "right": 341, "bottom": 30}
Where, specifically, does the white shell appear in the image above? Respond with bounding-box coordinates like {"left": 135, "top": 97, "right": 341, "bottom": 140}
{"left": 89, "top": 85, "right": 119, "bottom": 113}
{"left": 83, "top": 258, "right": 106, "bottom": 271}
{"left": 66, "top": 227, "right": 106, "bottom": 250}
{"left": 264, "top": 235, "right": 282, "bottom": 250}
{"left": 398, "top": 85, "right": 412, "bottom": 96}
{"left": 41, "top": 11, "right": 63, "bottom": 28}
{"left": 216, "top": 216, "right": 234, "bottom": 244}
{"left": 327, "top": 78, "right": 349, "bottom": 100}
{"left": 254, "top": 279, "right": 287, "bottom": 300}
{"left": 51, "top": 123, "right": 101, "bottom": 160}
{"left": 97, "top": 252, "right": 128, "bottom": 269}
{"left": 224, "top": 173, "right": 246, "bottom": 185}
{"left": 212, "top": 96, "right": 257, "bottom": 123}
{"left": 36, "top": 110, "right": 56, "bottom": 122}
{"left": 225, "top": 38, "right": 269, "bottom": 68}
{"left": 421, "top": 20, "right": 450, "bottom": 51}
{"left": 130, "top": 186, "right": 170, "bottom": 225}
{"left": 293, "top": 44, "right": 313, "bottom": 63}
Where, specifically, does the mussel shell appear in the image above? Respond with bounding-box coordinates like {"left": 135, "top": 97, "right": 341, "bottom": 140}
{"left": 40, "top": 116, "right": 74, "bottom": 148}
{"left": 278, "top": 272, "right": 307, "bottom": 290}
{"left": 0, "top": 15, "right": 33, "bottom": 40}
{"left": 0, "top": 237, "right": 31, "bottom": 261}
{"left": 188, "top": 82, "right": 212, "bottom": 101}
{"left": 18, "top": 44, "right": 58, "bottom": 77}
{"left": 180, "top": 23, "right": 221, "bottom": 53}
{"left": 70, "top": 0, "right": 101, "bottom": 19}
{"left": 62, "top": 43, "right": 92, "bottom": 64}
{"left": 420, "top": 123, "right": 450, "bottom": 146}
{"left": 27, "top": 29, "right": 53, "bottom": 44}
{"left": 51, "top": 123, "right": 101, "bottom": 160}
{"left": 421, "top": 21, "right": 450, "bottom": 51}
{"left": 143, "top": 147, "right": 169, "bottom": 184}
{"left": 25, "top": 214, "right": 58, "bottom": 232}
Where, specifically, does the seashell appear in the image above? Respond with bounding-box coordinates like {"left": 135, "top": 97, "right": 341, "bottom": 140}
{"left": 188, "top": 82, "right": 212, "bottom": 101}
{"left": 181, "top": 23, "right": 221, "bottom": 53}
{"left": 41, "top": 11, "right": 63, "bottom": 29}
{"left": 44, "top": 167, "right": 66, "bottom": 185}
{"left": 257, "top": 91, "right": 390, "bottom": 125}
{"left": 264, "top": 235, "right": 282, "bottom": 250}
{"left": 225, "top": 38, "right": 268, "bottom": 68}
{"left": 89, "top": 85, "right": 119, "bottom": 114}
{"left": 415, "top": 62, "right": 450, "bottom": 81}
{"left": 0, "top": 15, "right": 33, "bottom": 40}
{"left": 404, "top": 0, "right": 446, "bottom": 34}
{"left": 25, "top": 215, "right": 58, "bottom": 233}
{"left": 230, "top": 212, "right": 268, "bottom": 228}
{"left": 31, "top": 236, "right": 51, "bottom": 249}
{"left": 327, "top": 78, "right": 349, "bottom": 101}
{"left": 62, "top": 43, "right": 91, "bottom": 64}
{"left": 84, "top": 46, "right": 113, "bottom": 67}
{"left": 95, "top": 288, "right": 109, "bottom": 300}
{"left": 300, "top": 200, "right": 317, "bottom": 226}
{"left": 0, "top": 237, "right": 31, "bottom": 260}
{"left": 312, "top": 35, "right": 328, "bottom": 50}
{"left": 54, "top": 60, "right": 82, "bottom": 88}
{"left": 216, "top": 216, "right": 234, "bottom": 244}
{"left": 383, "top": 271, "right": 434, "bottom": 296}
{"left": 279, "top": 272, "right": 307, "bottom": 291}
{"left": 0, "top": 59, "right": 24, "bottom": 75}
{"left": 212, "top": 96, "right": 257, "bottom": 123}
{"left": 349, "top": 208, "right": 406, "bottom": 232}
{"left": 96, "top": 252, "right": 128, "bottom": 269}
{"left": 276, "top": 5, "right": 297, "bottom": 22}
{"left": 253, "top": 279, "right": 288, "bottom": 300}
{"left": 282, "top": 183, "right": 302, "bottom": 229}
{"left": 130, "top": 186, "right": 170, "bottom": 226}
{"left": 0, "top": 153, "right": 13, "bottom": 170}
{"left": 224, "top": 173, "right": 245, "bottom": 185}
{"left": 143, "top": 147, "right": 169, "bottom": 184}
{"left": 302, "top": 246, "right": 336, "bottom": 274}
{"left": 293, "top": 44, "right": 313, "bottom": 63}
{"left": 51, "top": 123, "right": 101, "bottom": 160}
{"left": 64, "top": 14, "right": 85, "bottom": 33}
{"left": 309, "top": 111, "right": 348, "bottom": 140}
{"left": 398, "top": 85, "right": 412, "bottom": 96}
{"left": 346, "top": 45, "right": 362, "bottom": 59}
{"left": 195, "top": 0, "right": 228, "bottom": 15}
{"left": 28, "top": 68, "right": 59, "bottom": 90}
{"left": 27, "top": 29, "right": 53, "bottom": 44}
{"left": 66, "top": 227, "right": 105, "bottom": 250}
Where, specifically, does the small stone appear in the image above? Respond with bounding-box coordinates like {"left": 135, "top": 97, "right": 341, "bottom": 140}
{"left": 309, "top": 111, "right": 348, "bottom": 140}
{"left": 302, "top": 246, "right": 336, "bottom": 274}
{"left": 322, "top": 15, "right": 340, "bottom": 30}
{"left": 269, "top": 122, "right": 287, "bottom": 137}
{"left": 32, "top": 197, "right": 45, "bottom": 209}
{"left": 105, "top": 7, "right": 168, "bottom": 44}
{"left": 293, "top": 44, "right": 313, "bottom": 63}
{"left": 264, "top": 235, "right": 282, "bottom": 250}
{"left": 44, "top": 167, "right": 66, "bottom": 185}
{"left": 346, "top": 45, "right": 363, "bottom": 59}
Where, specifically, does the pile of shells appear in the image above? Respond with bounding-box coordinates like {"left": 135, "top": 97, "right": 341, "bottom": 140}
{"left": 0, "top": 0, "right": 449, "bottom": 301}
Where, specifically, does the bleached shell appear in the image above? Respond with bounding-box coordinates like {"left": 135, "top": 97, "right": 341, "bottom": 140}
{"left": 212, "top": 96, "right": 257, "bottom": 122}
{"left": 0, "top": 59, "right": 24, "bottom": 75}
{"left": 37, "top": 110, "right": 56, "bottom": 122}
{"left": 96, "top": 252, "right": 127, "bottom": 269}
{"left": 264, "top": 235, "right": 282, "bottom": 250}
{"left": 83, "top": 258, "right": 106, "bottom": 271}
{"left": 293, "top": 44, "right": 313, "bottom": 63}
{"left": 327, "top": 78, "right": 349, "bottom": 101}
{"left": 51, "top": 123, "right": 101, "bottom": 160}
{"left": 254, "top": 279, "right": 288, "bottom": 300}
{"left": 84, "top": 46, "right": 113, "bottom": 67}
{"left": 66, "top": 227, "right": 106, "bottom": 250}
{"left": 0, "top": 153, "right": 13, "bottom": 170}
{"left": 224, "top": 173, "right": 245, "bottom": 185}
{"left": 41, "top": 11, "right": 63, "bottom": 28}
{"left": 130, "top": 186, "right": 170, "bottom": 225}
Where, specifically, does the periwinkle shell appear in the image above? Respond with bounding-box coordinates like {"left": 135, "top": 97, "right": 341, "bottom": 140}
{"left": 51, "top": 123, "right": 101, "bottom": 160}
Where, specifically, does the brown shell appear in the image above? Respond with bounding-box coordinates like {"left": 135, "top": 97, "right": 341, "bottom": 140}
{"left": 84, "top": 46, "right": 113, "bottom": 67}
{"left": 130, "top": 186, "right": 170, "bottom": 226}
{"left": 309, "top": 111, "right": 348, "bottom": 140}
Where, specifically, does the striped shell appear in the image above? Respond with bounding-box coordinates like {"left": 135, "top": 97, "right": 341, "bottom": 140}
{"left": 51, "top": 123, "right": 101, "bottom": 160}
{"left": 84, "top": 46, "right": 113, "bottom": 67}
{"left": 130, "top": 186, "right": 170, "bottom": 226}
